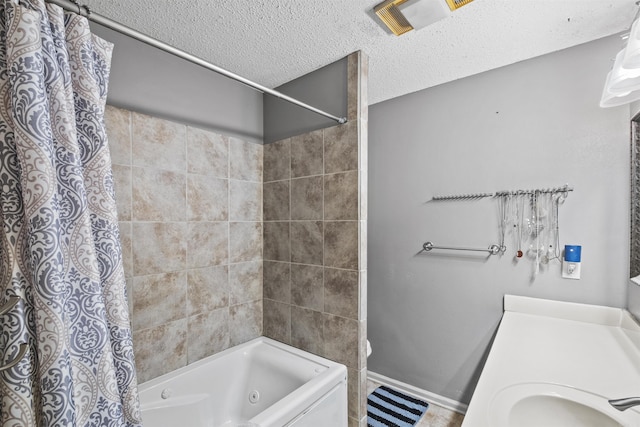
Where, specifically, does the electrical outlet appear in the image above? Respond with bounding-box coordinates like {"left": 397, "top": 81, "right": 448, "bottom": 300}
{"left": 562, "top": 261, "right": 581, "bottom": 279}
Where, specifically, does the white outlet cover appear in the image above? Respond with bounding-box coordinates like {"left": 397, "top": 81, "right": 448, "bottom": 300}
{"left": 562, "top": 262, "right": 581, "bottom": 280}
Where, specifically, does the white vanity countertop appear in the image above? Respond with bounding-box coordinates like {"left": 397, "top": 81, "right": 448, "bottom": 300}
{"left": 462, "top": 295, "right": 640, "bottom": 427}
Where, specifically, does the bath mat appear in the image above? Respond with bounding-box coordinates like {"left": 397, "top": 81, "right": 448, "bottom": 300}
{"left": 367, "top": 385, "right": 429, "bottom": 427}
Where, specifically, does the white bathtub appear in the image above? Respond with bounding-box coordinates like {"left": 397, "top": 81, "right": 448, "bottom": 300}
{"left": 138, "top": 337, "right": 348, "bottom": 427}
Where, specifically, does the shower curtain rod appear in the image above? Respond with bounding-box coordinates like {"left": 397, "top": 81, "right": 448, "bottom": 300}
{"left": 44, "top": 0, "right": 348, "bottom": 125}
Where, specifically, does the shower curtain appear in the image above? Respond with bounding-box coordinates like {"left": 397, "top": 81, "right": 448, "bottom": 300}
{"left": 0, "top": 1, "right": 141, "bottom": 425}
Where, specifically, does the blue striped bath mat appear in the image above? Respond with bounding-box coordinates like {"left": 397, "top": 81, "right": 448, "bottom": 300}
{"left": 367, "top": 385, "right": 429, "bottom": 427}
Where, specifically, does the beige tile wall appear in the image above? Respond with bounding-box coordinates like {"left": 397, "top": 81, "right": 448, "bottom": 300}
{"left": 263, "top": 51, "right": 368, "bottom": 427}
{"left": 106, "top": 107, "right": 263, "bottom": 383}
{"left": 106, "top": 50, "right": 367, "bottom": 424}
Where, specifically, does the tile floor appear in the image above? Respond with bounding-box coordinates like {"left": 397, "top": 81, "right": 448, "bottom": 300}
{"left": 367, "top": 379, "right": 465, "bottom": 427}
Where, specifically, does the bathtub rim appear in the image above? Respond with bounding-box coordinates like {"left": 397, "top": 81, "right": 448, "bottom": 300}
{"left": 138, "top": 336, "right": 344, "bottom": 390}
{"left": 138, "top": 336, "right": 348, "bottom": 426}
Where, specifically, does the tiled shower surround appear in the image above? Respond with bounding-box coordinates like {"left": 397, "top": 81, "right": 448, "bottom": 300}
{"left": 262, "top": 52, "right": 368, "bottom": 427}
{"left": 106, "top": 107, "right": 264, "bottom": 383}
{"left": 105, "top": 51, "right": 368, "bottom": 426}
{"left": 262, "top": 122, "right": 367, "bottom": 426}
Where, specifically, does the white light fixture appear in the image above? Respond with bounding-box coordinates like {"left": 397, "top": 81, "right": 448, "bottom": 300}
{"left": 398, "top": 0, "right": 449, "bottom": 30}
{"left": 601, "top": 49, "right": 640, "bottom": 107}
{"left": 600, "top": 5, "right": 640, "bottom": 108}
{"left": 607, "top": 50, "right": 640, "bottom": 94}
{"left": 600, "top": 70, "right": 640, "bottom": 108}
{"left": 623, "top": 19, "right": 640, "bottom": 69}
{"left": 374, "top": 0, "right": 473, "bottom": 36}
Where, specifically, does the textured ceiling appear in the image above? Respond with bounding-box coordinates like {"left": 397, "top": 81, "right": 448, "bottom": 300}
{"left": 81, "top": 0, "right": 637, "bottom": 105}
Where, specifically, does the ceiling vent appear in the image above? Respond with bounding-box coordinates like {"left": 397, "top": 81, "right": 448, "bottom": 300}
{"left": 375, "top": 0, "right": 413, "bottom": 36}
{"left": 375, "top": 0, "right": 474, "bottom": 36}
{"left": 445, "top": 0, "right": 474, "bottom": 11}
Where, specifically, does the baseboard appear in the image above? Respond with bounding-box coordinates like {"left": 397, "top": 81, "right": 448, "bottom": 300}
{"left": 367, "top": 371, "right": 468, "bottom": 415}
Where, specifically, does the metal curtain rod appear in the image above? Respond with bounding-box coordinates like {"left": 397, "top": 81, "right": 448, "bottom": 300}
{"left": 44, "top": 0, "right": 347, "bottom": 125}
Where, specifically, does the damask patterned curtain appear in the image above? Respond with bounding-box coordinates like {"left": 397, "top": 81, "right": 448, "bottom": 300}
{"left": 0, "top": 1, "right": 141, "bottom": 425}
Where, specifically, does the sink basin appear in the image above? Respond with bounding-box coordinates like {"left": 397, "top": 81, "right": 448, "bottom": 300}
{"left": 461, "top": 297, "right": 640, "bottom": 427}
{"left": 488, "top": 383, "right": 640, "bottom": 427}
{"left": 504, "top": 395, "right": 620, "bottom": 427}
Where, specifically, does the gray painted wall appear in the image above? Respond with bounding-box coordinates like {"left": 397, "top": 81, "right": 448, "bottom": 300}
{"left": 90, "top": 23, "right": 263, "bottom": 143}
{"left": 263, "top": 58, "right": 348, "bottom": 144}
{"left": 367, "top": 35, "right": 630, "bottom": 404}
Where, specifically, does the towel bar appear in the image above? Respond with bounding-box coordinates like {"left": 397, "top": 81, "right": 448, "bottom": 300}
{"left": 421, "top": 241, "right": 503, "bottom": 255}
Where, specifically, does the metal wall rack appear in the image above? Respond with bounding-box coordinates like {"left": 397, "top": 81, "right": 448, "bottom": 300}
{"left": 431, "top": 185, "right": 573, "bottom": 201}
{"left": 423, "top": 185, "right": 573, "bottom": 256}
